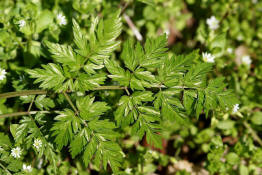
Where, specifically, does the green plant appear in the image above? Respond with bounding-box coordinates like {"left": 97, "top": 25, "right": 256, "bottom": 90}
{"left": 0, "top": 0, "right": 262, "bottom": 175}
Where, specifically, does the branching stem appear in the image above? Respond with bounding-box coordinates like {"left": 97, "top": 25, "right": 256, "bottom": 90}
{"left": 0, "top": 90, "right": 47, "bottom": 99}
{"left": 63, "top": 92, "right": 79, "bottom": 115}
{"left": 0, "top": 85, "right": 193, "bottom": 99}
{"left": 0, "top": 85, "right": 196, "bottom": 119}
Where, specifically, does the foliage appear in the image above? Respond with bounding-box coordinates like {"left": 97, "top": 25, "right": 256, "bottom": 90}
{"left": 0, "top": 0, "right": 261, "bottom": 174}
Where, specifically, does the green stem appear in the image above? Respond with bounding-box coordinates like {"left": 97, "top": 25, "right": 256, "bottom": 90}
{"left": 0, "top": 90, "right": 47, "bottom": 99}
{"left": 0, "top": 161, "right": 12, "bottom": 175}
{"left": 0, "top": 111, "right": 51, "bottom": 119}
{"left": 63, "top": 92, "right": 79, "bottom": 115}
{"left": 0, "top": 86, "right": 194, "bottom": 99}
{"left": 243, "top": 121, "right": 262, "bottom": 146}
{"left": 93, "top": 86, "right": 126, "bottom": 90}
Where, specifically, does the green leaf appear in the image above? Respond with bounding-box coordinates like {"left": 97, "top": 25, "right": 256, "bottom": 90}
{"left": 83, "top": 63, "right": 104, "bottom": 74}
{"left": 76, "top": 73, "right": 106, "bottom": 91}
{"left": 184, "top": 63, "right": 212, "bottom": 88}
{"left": 114, "top": 96, "right": 136, "bottom": 127}
{"left": 15, "top": 117, "right": 34, "bottom": 144}
{"left": 10, "top": 124, "right": 18, "bottom": 139}
{"left": 83, "top": 136, "right": 97, "bottom": 166}
{"left": 226, "top": 152, "right": 239, "bottom": 165}
{"left": 104, "top": 58, "right": 130, "bottom": 86}
{"left": 36, "top": 10, "right": 54, "bottom": 33}
{"left": 158, "top": 51, "right": 198, "bottom": 87}
{"left": 35, "top": 95, "right": 55, "bottom": 110}
{"left": 141, "top": 35, "right": 168, "bottom": 68}
{"left": 72, "top": 19, "right": 89, "bottom": 57}
{"left": 205, "top": 78, "right": 239, "bottom": 113}
{"left": 251, "top": 112, "right": 262, "bottom": 125}
{"left": 89, "top": 10, "right": 122, "bottom": 65}
{"left": 76, "top": 96, "right": 110, "bottom": 120}
{"left": 155, "top": 90, "right": 188, "bottom": 123}
{"left": 51, "top": 109, "right": 81, "bottom": 150}
{"left": 121, "top": 39, "right": 138, "bottom": 71}
{"left": 45, "top": 41, "right": 77, "bottom": 65}
{"left": 7, "top": 159, "right": 22, "bottom": 172}
{"left": 26, "top": 63, "right": 66, "bottom": 92}
{"left": 132, "top": 91, "right": 154, "bottom": 104}
{"left": 0, "top": 133, "right": 12, "bottom": 149}
{"left": 217, "top": 120, "right": 235, "bottom": 130}
{"left": 70, "top": 128, "right": 89, "bottom": 158}
{"left": 98, "top": 141, "right": 123, "bottom": 172}
{"left": 210, "top": 33, "right": 226, "bottom": 51}
{"left": 89, "top": 119, "right": 119, "bottom": 140}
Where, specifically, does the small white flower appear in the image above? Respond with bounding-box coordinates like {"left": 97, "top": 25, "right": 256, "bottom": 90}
{"left": 241, "top": 55, "right": 252, "bottom": 66}
{"left": 23, "top": 164, "right": 32, "bottom": 172}
{"left": 125, "top": 168, "right": 132, "bottom": 174}
{"left": 202, "top": 52, "right": 215, "bottom": 63}
{"left": 206, "top": 16, "right": 219, "bottom": 30}
{"left": 11, "top": 147, "right": 22, "bottom": 158}
{"left": 57, "top": 13, "right": 67, "bottom": 26}
{"left": 233, "top": 104, "right": 239, "bottom": 113}
{"left": 18, "top": 20, "right": 26, "bottom": 28}
{"left": 227, "top": 48, "right": 233, "bottom": 54}
{"left": 0, "top": 68, "right": 7, "bottom": 81}
{"left": 33, "top": 138, "right": 42, "bottom": 150}
{"left": 0, "top": 146, "right": 3, "bottom": 151}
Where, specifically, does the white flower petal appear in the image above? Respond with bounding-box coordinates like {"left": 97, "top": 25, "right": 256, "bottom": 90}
{"left": 11, "top": 147, "right": 22, "bottom": 158}
{"left": 0, "top": 68, "right": 7, "bottom": 81}
{"left": 206, "top": 16, "right": 219, "bottom": 30}
{"left": 233, "top": 104, "right": 239, "bottom": 113}
{"left": 57, "top": 13, "right": 67, "bottom": 26}
{"left": 18, "top": 20, "right": 26, "bottom": 28}
{"left": 202, "top": 52, "right": 215, "bottom": 63}
{"left": 33, "top": 138, "right": 42, "bottom": 150}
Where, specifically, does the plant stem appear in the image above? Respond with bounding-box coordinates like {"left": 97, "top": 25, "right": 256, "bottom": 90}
{"left": 243, "top": 121, "right": 262, "bottom": 146}
{"left": 0, "top": 111, "right": 51, "bottom": 119}
{"left": 0, "top": 85, "right": 194, "bottom": 100}
{"left": 28, "top": 96, "right": 35, "bottom": 112}
{"left": 93, "top": 86, "right": 126, "bottom": 90}
{"left": 62, "top": 92, "right": 79, "bottom": 115}
{"left": 0, "top": 161, "right": 11, "bottom": 175}
{"left": 0, "top": 90, "right": 47, "bottom": 99}
{"left": 123, "top": 13, "right": 143, "bottom": 41}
